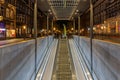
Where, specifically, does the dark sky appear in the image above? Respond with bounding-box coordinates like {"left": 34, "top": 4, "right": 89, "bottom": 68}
{"left": 56, "top": 20, "right": 71, "bottom": 30}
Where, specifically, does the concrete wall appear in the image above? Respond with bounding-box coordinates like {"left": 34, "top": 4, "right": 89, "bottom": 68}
{"left": 73, "top": 36, "right": 120, "bottom": 80}
{"left": 0, "top": 36, "right": 53, "bottom": 80}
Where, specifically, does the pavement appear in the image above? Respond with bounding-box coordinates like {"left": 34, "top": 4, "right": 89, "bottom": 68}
{"left": 0, "top": 38, "right": 26, "bottom": 46}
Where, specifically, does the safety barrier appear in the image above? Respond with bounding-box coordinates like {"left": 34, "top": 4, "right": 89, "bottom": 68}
{"left": 0, "top": 36, "right": 54, "bottom": 80}
{"left": 73, "top": 35, "right": 120, "bottom": 80}
{"left": 69, "top": 39, "right": 93, "bottom": 80}
{"left": 35, "top": 39, "right": 58, "bottom": 80}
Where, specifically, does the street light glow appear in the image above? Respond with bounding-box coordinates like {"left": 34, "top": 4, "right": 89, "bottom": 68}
{"left": 53, "top": 27, "right": 56, "bottom": 31}
{"left": 71, "top": 27, "right": 74, "bottom": 31}
{"left": 23, "top": 25, "right": 26, "bottom": 29}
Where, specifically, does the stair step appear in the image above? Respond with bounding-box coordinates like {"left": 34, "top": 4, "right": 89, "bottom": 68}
{"left": 52, "top": 39, "right": 73, "bottom": 80}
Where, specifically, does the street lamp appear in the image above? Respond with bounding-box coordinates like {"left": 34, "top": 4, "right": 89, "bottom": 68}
{"left": 23, "top": 25, "right": 26, "bottom": 30}
{"left": 23, "top": 25, "right": 26, "bottom": 39}
{"left": 53, "top": 27, "right": 56, "bottom": 31}
{"left": 71, "top": 27, "right": 74, "bottom": 31}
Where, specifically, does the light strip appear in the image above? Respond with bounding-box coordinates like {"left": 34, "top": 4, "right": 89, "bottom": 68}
{"left": 0, "top": 28, "right": 6, "bottom": 31}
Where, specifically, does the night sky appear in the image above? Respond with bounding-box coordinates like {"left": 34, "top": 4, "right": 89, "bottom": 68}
{"left": 56, "top": 20, "right": 72, "bottom": 31}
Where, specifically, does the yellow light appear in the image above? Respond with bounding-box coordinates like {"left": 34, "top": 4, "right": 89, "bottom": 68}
{"left": 104, "top": 26, "right": 106, "bottom": 29}
{"left": 0, "top": 16, "right": 3, "bottom": 21}
{"left": 23, "top": 25, "right": 26, "bottom": 29}
{"left": 82, "top": 29, "right": 84, "bottom": 31}
{"left": 93, "top": 27, "right": 96, "bottom": 30}
{"left": 101, "top": 26, "right": 104, "bottom": 30}
{"left": 0, "top": 0, "right": 5, "bottom": 4}
{"left": 53, "top": 27, "right": 56, "bottom": 31}
{"left": 71, "top": 28, "right": 74, "bottom": 30}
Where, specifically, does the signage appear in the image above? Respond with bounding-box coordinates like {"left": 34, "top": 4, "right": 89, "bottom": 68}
{"left": 0, "top": 22, "right": 5, "bottom": 28}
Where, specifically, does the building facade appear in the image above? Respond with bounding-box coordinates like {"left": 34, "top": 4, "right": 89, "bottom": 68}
{"left": 16, "top": 0, "right": 34, "bottom": 38}
{"left": 0, "top": 0, "right": 47, "bottom": 39}
{"left": 93, "top": 0, "right": 120, "bottom": 34}
{"left": 0, "top": 0, "right": 16, "bottom": 39}
{"left": 80, "top": 0, "right": 120, "bottom": 36}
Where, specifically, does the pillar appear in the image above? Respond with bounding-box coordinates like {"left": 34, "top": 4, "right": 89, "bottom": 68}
{"left": 116, "top": 21, "right": 119, "bottom": 33}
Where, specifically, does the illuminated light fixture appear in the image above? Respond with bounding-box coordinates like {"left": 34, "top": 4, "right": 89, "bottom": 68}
{"left": 0, "top": 28, "right": 6, "bottom": 31}
{"left": 23, "top": 25, "right": 26, "bottom": 30}
{"left": 48, "top": 9, "right": 51, "bottom": 12}
{"left": 93, "top": 27, "right": 96, "bottom": 30}
{"left": 75, "top": 12, "right": 77, "bottom": 15}
{"left": 0, "top": 16, "right": 3, "bottom": 21}
{"left": 76, "top": 9, "right": 79, "bottom": 12}
{"left": 71, "top": 27, "right": 74, "bottom": 31}
{"left": 103, "top": 26, "right": 106, "bottom": 29}
{"left": 50, "top": 12, "right": 52, "bottom": 15}
{"left": 101, "top": 26, "right": 104, "bottom": 30}
{"left": 53, "top": 27, "right": 56, "bottom": 31}
{"left": 88, "top": 28, "right": 90, "bottom": 31}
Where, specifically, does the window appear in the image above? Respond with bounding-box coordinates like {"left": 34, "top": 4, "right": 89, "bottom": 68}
{"left": 6, "top": 8, "right": 10, "bottom": 18}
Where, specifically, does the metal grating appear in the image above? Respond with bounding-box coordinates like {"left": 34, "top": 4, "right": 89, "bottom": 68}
{"left": 47, "top": 0, "right": 80, "bottom": 20}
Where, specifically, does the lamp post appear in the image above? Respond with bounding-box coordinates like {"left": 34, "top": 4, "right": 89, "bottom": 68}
{"left": 23, "top": 25, "right": 26, "bottom": 40}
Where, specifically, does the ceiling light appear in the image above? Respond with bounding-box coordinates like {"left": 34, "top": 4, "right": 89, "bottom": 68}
{"left": 75, "top": 12, "right": 77, "bottom": 15}
{"left": 76, "top": 10, "right": 79, "bottom": 12}
{"left": 48, "top": 9, "right": 51, "bottom": 12}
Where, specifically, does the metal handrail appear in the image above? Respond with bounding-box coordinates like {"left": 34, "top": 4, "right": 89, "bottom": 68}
{"left": 35, "top": 36, "right": 54, "bottom": 80}
{"left": 73, "top": 37, "right": 99, "bottom": 80}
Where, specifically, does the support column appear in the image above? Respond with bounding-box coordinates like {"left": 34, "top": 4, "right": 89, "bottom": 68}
{"left": 107, "top": 23, "right": 111, "bottom": 33}
{"left": 78, "top": 16, "right": 80, "bottom": 35}
{"left": 73, "top": 19, "right": 75, "bottom": 34}
{"left": 90, "top": 0, "right": 94, "bottom": 78}
{"left": 116, "top": 21, "right": 119, "bottom": 33}
{"left": 47, "top": 14, "right": 49, "bottom": 46}
{"left": 34, "top": 0, "right": 37, "bottom": 74}
{"left": 52, "top": 19, "right": 53, "bottom": 34}
{"left": 47, "top": 15, "right": 49, "bottom": 32}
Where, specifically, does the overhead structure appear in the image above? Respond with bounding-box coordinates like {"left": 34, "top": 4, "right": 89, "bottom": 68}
{"left": 47, "top": 0, "right": 80, "bottom": 20}
{"left": 38, "top": 0, "right": 89, "bottom": 20}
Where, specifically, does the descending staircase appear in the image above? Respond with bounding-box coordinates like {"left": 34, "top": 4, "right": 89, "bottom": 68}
{"left": 52, "top": 39, "right": 72, "bottom": 80}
